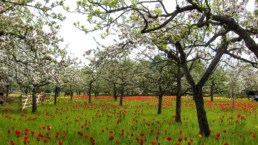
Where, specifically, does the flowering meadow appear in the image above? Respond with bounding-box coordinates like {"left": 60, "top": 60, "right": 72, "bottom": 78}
{"left": 0, "top": 96, "right": 257, "bottom": 145}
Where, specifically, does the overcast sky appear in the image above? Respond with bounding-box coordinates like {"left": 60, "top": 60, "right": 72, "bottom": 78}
{"left": 57, "top": 0, "right": 255, "bottom": 64}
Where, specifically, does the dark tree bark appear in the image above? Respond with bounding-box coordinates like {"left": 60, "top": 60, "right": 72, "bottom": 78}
{"left": 175, "top": 62, "right": 182, "bottom": 122}
{"left": 157, "top": 94, "right": 162, "bottom": 114}
{"left": 210, "top": 80, "right": 214, "bottom": 102}
{"left": 176, "top": 39, "right": 227, "bottom": 136}
{"left": 6, "top": 85, "right": 9, "bottom": 97}
{"left": 194, "top": 87, "right": 210, "bottom": 136}
{"left": 32, "top": 87, "right": 37, "bottom": 113}
{"left": 54, "top": 86, "right": 59, "bottom": 105}
{"left": 89, "top": 81, "right": 92, "bottom": 103}
{"left": 70, "top": 85, "right": 73, "bottom": 101}
{"left": 120, "top": 85, "right": 124, "bottom": 106}
{"left": 113, "top": 84, "right": 117, "bottom": 101}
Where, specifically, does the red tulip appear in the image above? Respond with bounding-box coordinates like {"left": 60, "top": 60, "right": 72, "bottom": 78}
{"left": 58, "top": 141, "right": 62, "bottom": 145}
{"left": 110, "top": 135, "right": 114, "bottom": 140}
{"left": 190, "top": 138, "right": 193, "bottom": 142}
{"left": 166, "top": 137, "right": 171, "bottom": 141}
{"left": 151, "top": 141, "right": 155, "bottom": 144}
{"left": 37, "top": 137, "right": 40, "bottom": 141}
{"left": 178, "top": 137, "right": 183, "bottom": 142}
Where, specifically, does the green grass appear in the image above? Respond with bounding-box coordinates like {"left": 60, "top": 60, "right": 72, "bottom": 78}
{"left": 0, "top": 97, "right": 257, "bottom": 145}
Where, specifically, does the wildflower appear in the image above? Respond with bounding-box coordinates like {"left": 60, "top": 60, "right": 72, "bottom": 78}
{"left": 178, "top": 137, "right": 183, "bottom": 142}
{"left": 166, "top": 137, "right": 171, "bottom": 141}
{"left": 58, "top": 141, "right": 62, "bottom": 145}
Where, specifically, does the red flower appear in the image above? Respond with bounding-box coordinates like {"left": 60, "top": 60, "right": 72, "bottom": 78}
{"left": 150, "top": 129, "right": 154, "bottom": 132}
{"left": 224, "top": 130, "right": 226, "bottom": 133}
{"left": 110, "top": 136, "right": 114, "bottom": 140}
{"left": 117, "top": 119, "right": 120, "bottom": 124}
{"left": 44, "top": 138, "right": 47, "bottom": 143}
{"left": 224, "top": 143, "right": 229, "bottom": 145}
{"left": 250, "top": 131, "right": 253, "bottom": 134}
{"left": 190, "top": 138, "right": 193, "bottom": 142}
{"left": 188, "top": 142, "right": 191, "bottom": 145}
{"left": 253, "top": 135, "right": 256, "bottom": 138}
{"left": 166, "top": 137, "right": 171, "bottom": 141}
{"left": 37, "top": 137, "right": 40, "bottom": 141}
{"left": 16, "top": 134, "right": 20, "bottom": 138}
{"left": 136, "top": 137, "right": 140, "bottom": 141}
{"left": 178, "top": 137, "right": 183, "bottom": 142}
{"left": 215, "top": 137, "right": 218, "bottom": 140}
{"left": 151, "top": 141, "right": 155, "bottom": 144}
{"left": 85, "top": 135, "right": 88, "bottom": 139}
{"left": 8, "top": 130, "right": 11, "bottom": 133}
{"left": 140, "top": 139, "right": 144, "bottom": 145}
{"left": 217, "top": 133, "right": 220, "bottom": 137}
{"left": 184, "top": 137, "right": 187, "bottom": 140}
{"left": 140, "top": 133, "right": 144, "bottom": 136}
{"left": 31, "top": 131, "right": 34, "bottom": 136}
{"left": 116, "top": 140, "right": 119, "bottom": 143}
{"left": 58, "top": 141, "right": 62, "bottom": 145}
{"left": 156, "top": 136, "right": 159, "bottom": 140}
{"left": 24, "top": 131, "right": 28, "bottom": 135}
{"left": 157, "top": 131, "right": 160, "bottom": 135}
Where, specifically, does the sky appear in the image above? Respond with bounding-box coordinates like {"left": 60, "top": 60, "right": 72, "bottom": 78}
{"left": 57, "top": 0, "right": 256, "bottom": 64}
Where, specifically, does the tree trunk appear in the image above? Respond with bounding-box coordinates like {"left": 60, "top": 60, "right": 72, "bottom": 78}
{"left": 54, "top": 86, "right": 59, "bottom": 105}
{"left": 157, "top": 94, "right": 162, "bottom": 114}
{"left": 120, "top": 85, "right": 124, "bottom": 106}
{"left": 32, "top": 87, "right": 37, "bottom": 113}
{"left": 70, "top": 85, "right": 73, "bottom": 101}
{"left": 89, "top": 82, "right": 92, "bottom": 103}
{"left": 210, "top": 80, "right": 214, "bottom": 102}
{"left": 6, "top": 85, "right": 9, "bottom": 97}
{"left": 113, "top": 84, "right": 117, "bottom": 101}
{"left": 175, "top": 63, "right": 182, "bottom": 122}
{"left": 194, "top": 87, "right": 210, "bottom": 137}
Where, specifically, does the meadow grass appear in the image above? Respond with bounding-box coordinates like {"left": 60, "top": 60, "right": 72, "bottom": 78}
{"left": 0, "top": 96, "right": 257, "bottom": 145}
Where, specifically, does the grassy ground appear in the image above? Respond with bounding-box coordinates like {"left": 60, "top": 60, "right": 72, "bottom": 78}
{"left": 0, "top": 96, "right": 257, "bottom": 145}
